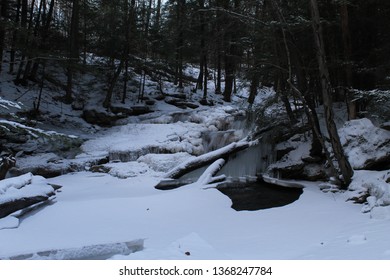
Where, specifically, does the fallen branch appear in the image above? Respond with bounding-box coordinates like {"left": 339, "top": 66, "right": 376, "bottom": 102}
{"left": 196, "top": 159, "right": 226, "bottom": 185}
{"left": 165, "top": 140, "right": 250, "bottom": 179}
{"left": 156, "top": 159, "right": 226, "bottom": 190}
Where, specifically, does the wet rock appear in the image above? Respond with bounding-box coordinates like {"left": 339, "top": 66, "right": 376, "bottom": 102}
{"left": 165, "top": 98, "right": 199, "bottom": 109}
{"left": 381, "top": 121, "right": 390, "bottom": 131}
{"left": 301, "top": 164, "right": 328, "bottom": 181}
{"left": 82, "top": 109, "right": 120, "bottom": 126}
{"left": 165, "top": 98, "right": 187, "bottom": 109}
{"left": 89, "top": 165, "right": 111, "bottom": 174}
{"left": 166, "top": 93, "right": 187, "bottom": 100}
{"left": 199, "top": 99, "right": 214, "bottom": 106}
{"left": 71, "top": 99, "right": 85, "bottom": 111}
{"left": 110, "top": 105, "right": 133, "bottom": 115}
{"left": 130, "top": 105, "right": 152, "bottom": 116}
{"left": 145, "top": 100, "right": 156, "bottom": 106}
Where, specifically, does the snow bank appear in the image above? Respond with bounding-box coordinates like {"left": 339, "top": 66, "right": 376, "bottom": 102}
{"left": 348, "top": 170, "right": 390, "bottom": 219}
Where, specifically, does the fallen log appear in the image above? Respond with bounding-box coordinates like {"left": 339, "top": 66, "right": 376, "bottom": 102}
{"left": 196, "top": 159, "right": 226, "bottom": 185}
{"left": 165, "top": 140, "right": 250, "bottom": 179}
{"left": 157, "top": 159, "right": 226, "bottom": 190}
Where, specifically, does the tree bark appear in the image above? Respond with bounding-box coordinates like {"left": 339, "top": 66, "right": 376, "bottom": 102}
{"left": 0, "top": 0, "right": 8, "bottom": 73}
{"left": 29, "top": 0, "right": 55, "bottom": 80}
{"left": 65, "top": 0, "right": 80, "bottom": 104}
{"left": 339, "top": 3, "right": 356, "bottom": 120}
{"left": 103, "top": 59, "right": 124, "bottom": 108}
{"left": 310, "top": 0, "right": 353, "bottom": 187}
{"left": 175, "top": 0, "right": 185, "bottom": 88}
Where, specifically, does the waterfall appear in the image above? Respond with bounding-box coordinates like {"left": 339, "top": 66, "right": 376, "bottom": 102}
{"left": 202, "top": 130, "right": 239, "bottom": 152}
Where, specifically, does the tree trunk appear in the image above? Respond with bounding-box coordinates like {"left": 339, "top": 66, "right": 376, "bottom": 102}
{"left": 175, "top": 0, "right": 185, "bottom": 88}
{"left": 310, "top": 0, "right": 353, "bottom": 187}
{"left": 103, "top": 59, "right": 124, "bottom": 108}
{"left": 197, "top": 0, "right": 207, "bottom": 96}
{"left": 29, "top": 0, "right": 55, "bottom": 81}
{"left": 15, "top": 0, "right": 28, "bottom": 82}
{"left": 339, "top": 3, "right": 356, "bottom": 120}
{"left": 65, "top": 0, "right": 80, "bottom": 104}
{"left": 223, "top": 50, "right": 234, "bottom": 102}
{"left": 9, "top": 0, "right": 21, "bottom": 74}
{"left": 0, "top": 0, "right": 7, "bottom": 74}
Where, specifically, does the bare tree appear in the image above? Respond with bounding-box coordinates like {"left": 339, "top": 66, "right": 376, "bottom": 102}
{"left": 0, "top": 0, "right": 8, "bottom": 73}
{"left": 65, "top": 0, "right": 80, "bottom": 104}
{"left": 310, "top": 0, "right": 354, "bottom": 187}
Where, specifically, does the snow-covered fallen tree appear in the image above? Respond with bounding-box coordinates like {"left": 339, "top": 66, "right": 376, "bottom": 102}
{"left": 157, "top": 158, "right": 227, "bottom": 191}
{"left": 0, "top": 173, "right": 60, "bottom": 220}
{"left": 165, "top": 140, "right": 250, "bottom": 179}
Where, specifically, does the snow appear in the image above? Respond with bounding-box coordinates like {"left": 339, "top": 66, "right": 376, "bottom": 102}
{"left": 347, "top": 170, "right": 390, "bottom": 219}
{"left": 339, "top": 118, "right": 390, "bottom": 169}
{"left": 0, "top": 173, "right": 33, "bottom": 194}
{"left": 0, "top": 119, "right": 78, "bottom": 139}
{"left": 0, "top": 216, "right": 19, "bottom": 230}
{"left": 0, "top": 97, "right": 22, "bottom": 110}
{"left": 0, "top": 174, "right": 54, "bottom": 205}
{"left": 1, "top": 61, "right": 390, "bottom": 260}
{"left": 2, "top": 172, "right": 390, "bottom": 260}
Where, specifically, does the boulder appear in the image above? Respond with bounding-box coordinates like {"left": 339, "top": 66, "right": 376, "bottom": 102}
{"left": 130, "top": 105, "right": 153, "bottom": 116}
{"left": 110, "top": 105, "right": 133, "bottom": 115}
{"left": 339, "top": 118, "right": 390, "bottom": 170}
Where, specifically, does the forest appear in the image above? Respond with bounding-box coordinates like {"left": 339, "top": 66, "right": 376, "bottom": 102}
{"left": 1, "top": 0, "right": 390, "bottom": 261}
{"left": 1, "top": 0, "right": 389, "bottom": 184}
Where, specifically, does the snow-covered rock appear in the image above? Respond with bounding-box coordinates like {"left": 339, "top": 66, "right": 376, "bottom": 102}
{"left": 339, "top": 118, "right": 390, "bottom": 170}
{"left": 348, "top": 170, "right": 390, "bottom": 219}
{"left": 0, "top": 173, "right": 59, "bottom": 219}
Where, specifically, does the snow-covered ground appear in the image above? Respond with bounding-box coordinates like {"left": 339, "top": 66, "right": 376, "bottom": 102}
{"left": 1, "top": 109, "right": 390, "bottom": 260}
{"left": 1, "top": 62, "right": 390, "bottom": 260}
{"left": 1, "top": 169, "right": 390, "bottom": 260}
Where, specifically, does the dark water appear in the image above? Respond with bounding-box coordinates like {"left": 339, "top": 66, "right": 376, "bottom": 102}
{"left": 216, "top": 180, "right": 303, "bottom": 211}
{"left": 155, "top": 177, "right": 303, "bottom": 211}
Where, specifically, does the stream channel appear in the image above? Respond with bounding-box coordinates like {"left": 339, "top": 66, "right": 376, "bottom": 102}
{"left": 156, "top": 119, "right": 303, "bottom": 211}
